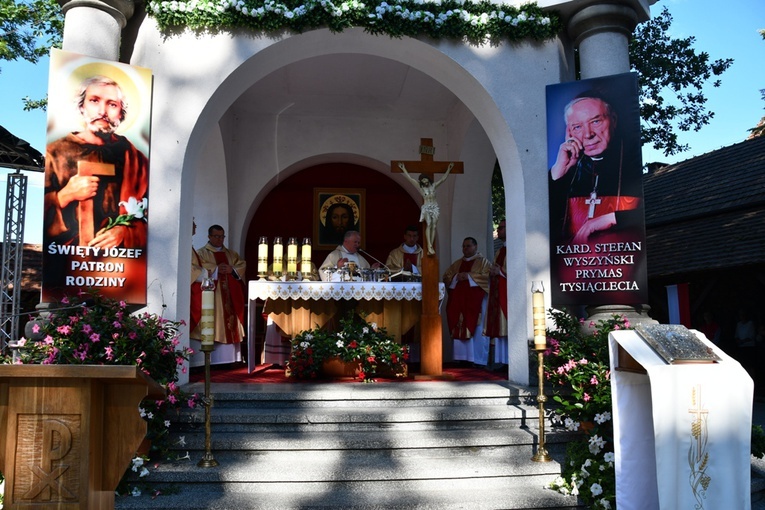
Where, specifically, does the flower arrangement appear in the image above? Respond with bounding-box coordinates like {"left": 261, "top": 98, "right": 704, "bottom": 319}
{"left": 287, "top": 312, "right": 408, "bottom": 381}
{"left": 542, "top": 309, "right": 631, "bottom": 509}
{"left": 2, "top": 292, "right": 199, "bottom": 496}
{"left": 146, "top": 0, "right": 561, "bottom": 44}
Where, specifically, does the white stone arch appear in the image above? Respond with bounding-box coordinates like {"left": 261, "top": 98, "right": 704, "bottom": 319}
{"left": 141, "top": 25, "right": 560, "bottom": 384}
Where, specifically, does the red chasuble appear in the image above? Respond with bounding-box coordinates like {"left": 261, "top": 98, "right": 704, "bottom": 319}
{"left": 212, "top": 250, "right": 246, "bottom": 344}
{"left": 446, "top": 259, "right": 487, "bottom": 340}
{"left": 190, "top": 249, "right": 203, "bottom": 333}
{"left": 484, "top": 247, "right": 507, "bottom": 338}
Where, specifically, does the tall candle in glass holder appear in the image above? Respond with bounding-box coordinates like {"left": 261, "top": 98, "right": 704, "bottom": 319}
{"left": 257, "top": 236, "right": 268, "bottom": 276}
{"left": 300, "top": 237, "right": 312, "bottom": 274}
{"left": 287, "top": 237, "right": 298, "bottom": 274}
{"left": 531, "top": 281, "right": 546, "bottom": 349}
{"left": 272, "top": 237, "right": 283, "bottom": 275}
{"left": 200, "top": 274, "right": 216, "bottom": 346}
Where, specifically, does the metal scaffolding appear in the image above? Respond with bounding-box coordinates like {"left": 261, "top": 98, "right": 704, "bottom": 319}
{"left": 0, "top": 125, "right": 44, "bottom": 351}
{"left": 0, "top": 173, "right": 27, "bottom": 349}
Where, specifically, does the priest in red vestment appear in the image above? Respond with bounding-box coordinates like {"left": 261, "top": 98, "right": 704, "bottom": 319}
{"left": 484, "top": 220, "right": 508, "bottom": 369}
{"left": 197, "top": 225, "right": 247, "bottom": 364}
{"left": 442, "top": 237, "right": 491, "bottom": 364}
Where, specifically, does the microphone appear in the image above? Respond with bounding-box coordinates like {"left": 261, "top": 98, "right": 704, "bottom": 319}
{"left": 357, "top": 248, "right": 391, "bottom": 272}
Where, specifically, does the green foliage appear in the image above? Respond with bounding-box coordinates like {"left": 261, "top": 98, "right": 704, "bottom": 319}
{"left": 0, "top": 0, "right": 62, "bottom": 67}
{"left": 146, "top": 0, "right": 561, "bottom": 43}
{"left": 542, "top": 309, "right": 630, "bottom": 509}
{"left": 753, "top": 424, "right": 765, "bottom": 459}
{"left": 288, "top": 312, "right": 409, "bottom": 381}
{"left": 630, "top": 6, "right": 733, "bottom": 157}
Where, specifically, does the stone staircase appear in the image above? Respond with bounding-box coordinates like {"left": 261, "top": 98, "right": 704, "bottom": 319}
{"left": 115, "top": 380, "right": 583, "bottom": 509}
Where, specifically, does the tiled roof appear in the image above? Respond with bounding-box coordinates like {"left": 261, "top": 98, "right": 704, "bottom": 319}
{"left": 643, "top": 136, "right": 765, "bottom": 277}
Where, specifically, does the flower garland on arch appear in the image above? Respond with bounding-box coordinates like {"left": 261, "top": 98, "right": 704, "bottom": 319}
{"left": 146, "top": 0, "right": 561, "bottom": 43}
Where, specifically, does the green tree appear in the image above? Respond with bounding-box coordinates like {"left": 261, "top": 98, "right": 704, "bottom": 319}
{"left": 747, "top": 29, "right": 765, "bottom": 140}
{"left": 1, "top": 0, "right": 63, "bottom": 109}
{"left": 630, "top": 6, "right": 733, "bottom": 156}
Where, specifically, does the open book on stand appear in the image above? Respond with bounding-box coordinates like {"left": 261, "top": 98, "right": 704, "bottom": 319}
{"left": 635, "top": 324, "right": 721, "bottom": 364}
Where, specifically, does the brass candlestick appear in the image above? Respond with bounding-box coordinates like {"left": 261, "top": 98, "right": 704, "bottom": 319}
{"left": 531, "top": 347, "right": 551, "bottom": 462}
{"left": 530, "top": 280, "right": 551, "bottom": 462}
{"left": 197, "top": 342, "right": 219, "bottom": 468}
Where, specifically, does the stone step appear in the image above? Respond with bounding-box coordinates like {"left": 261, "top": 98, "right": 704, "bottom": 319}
{"left": 114, "top": 381, "right": 580, "bottom": 510}
{"left": 115, "top": 476, "right": 581, "bottom": 509}
{"left": 168, "top": 427, "right": 574, "bottom": 452}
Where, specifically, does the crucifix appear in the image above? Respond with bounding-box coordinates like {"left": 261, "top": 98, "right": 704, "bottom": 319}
{"left": 390, "top": 138, "right": 463, "bottom": 377}
{"left": 77, "top": 161, "right": 115, "bottom": 244}
{"left": 586, "top": 175, "right": 601, "bottom": 219}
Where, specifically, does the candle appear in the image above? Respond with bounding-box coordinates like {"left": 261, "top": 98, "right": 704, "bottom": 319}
{"left": 300, "top": 238, "right": 312, "bottom": 274}
{"left": 287, "top": 237, "right": 298, "bottom": 274}
{"left": 257, "top": 236, "right": 268, "bottom": 276}
{"left": 273, "top": 237, "right": 283, "bottom": 275}
{"left": 531, "top": 281, "right": 546, "bottom": 349}
{"left": 200, "top": 290, "right": 215, "bottom": 346}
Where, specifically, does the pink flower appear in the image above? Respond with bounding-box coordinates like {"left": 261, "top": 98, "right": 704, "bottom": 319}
{"left": 590, "top": 376, "right": 599, "bottom": 385}
{"left": 187, "top": 398, "right": 197, "bottom": 409}
{"left": 105, "top": 346, "right": 114, "bottom": 361}
{"left": 44, "top": 335, "right": 54, "bottom": 345}
{"left": 32, "top": 323, "right": 40, "bottom": 334}
{"left": 56, "top": 325, "right": 72, "bottom": 335}
{"left": 90, "top": 333, "right": 100, "bottom": 343}
{"left": 120, "top": 300, "right": 127, "bottom": 308}
{"left": 583, "top": 393, "right": 591, "bottom": 402}
{"left": 82, "top": 324, "right": 93, "bottom": 334}
{"left": 61, "top": 296, "right": 70, "bottom": 304}
{"left": 168, "top": 394, "right": 178, "bottom": 404}
{"left": 112, "top": 320, "right": 122, "bottom": 329}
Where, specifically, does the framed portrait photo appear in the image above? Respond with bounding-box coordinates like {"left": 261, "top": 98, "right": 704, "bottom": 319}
{"left": 314, "top": 188, "right": 365, "bottom": 249}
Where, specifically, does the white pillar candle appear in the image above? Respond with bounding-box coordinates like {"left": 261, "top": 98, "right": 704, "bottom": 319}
{"left": 273, "top": 238, "right": 283, "bottom": 274}
{"left": 531, "top": 281, "right": 546, "bottom": 349}
{"left": 257, "top": 237, "right": 268, "bottom": 275}
{"left": 201, "top": 290, "right": 215, "bottom": 346}
{"left": 287, "top": 239, "right": 298, "bottom": 274}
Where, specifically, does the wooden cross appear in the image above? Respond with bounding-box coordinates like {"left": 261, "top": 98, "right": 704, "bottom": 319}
{"left": 77, "top": 160, "right": 115, "bottom": 245}
{"left": 389, "top": 138, "right": 463, "bottom": 378}
{"left": 390, "top": 138, "right": 464, "bottom": 176}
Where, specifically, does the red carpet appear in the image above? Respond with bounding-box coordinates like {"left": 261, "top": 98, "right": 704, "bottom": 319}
{"left": 189, "top": 364, "right": 507, "bottom": 384}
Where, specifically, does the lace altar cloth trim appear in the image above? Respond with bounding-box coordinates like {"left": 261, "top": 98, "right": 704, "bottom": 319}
{"left": 249, "top": 281, "right": 445, "bottom": 301}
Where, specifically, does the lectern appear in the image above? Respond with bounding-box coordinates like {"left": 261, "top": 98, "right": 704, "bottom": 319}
{"left": 609, "top": 325, "right": 753, "bottom": 510}
{"left": 0, "top": 365, "right": 165, "bottom": 509}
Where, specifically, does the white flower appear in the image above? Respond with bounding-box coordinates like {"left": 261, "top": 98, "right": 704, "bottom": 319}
{"left": 594, "top": 411, "right": 611, "bottom": 424}
{"left": 336, "top": 340, "right": 345, "bottom": 348}
{"left": 176, "top": 435, "right": 187, "bottom": 447}
{"left": 599, "top": 498, "right": 612, "bottom": 509}
{"left": 362, "top": 327, "right": 369, "bottom": 334}
{"left": 588, "top": 434, "right": 606, "bottom": 455}
{"left": 164, "top": 420, "right": 171, "bottom": 428}
{"left": 370, "top": 322, "right": 378, "bottom": 331}
{"left": 564, "top": 417, "right": 580, "bottom": 431}
{"left": 304, "top": 333, "right": 313, "bottom": 341}
{"left": 603, "top": 451, "right": 615, "bottom": 464}
{"left": 131, "top": 456, "right": 145, "bottom": 472}
{"left": 131, "top": 486, "right": 142, "bottom": 497}
{"left": 583, "top": 458, "right": 592, "bottom": 468}
{"left": 590, "top": 483, "right": 603, "bottom": 496}
{"left": 139, "top": 467, "right": 150, "bottom": 478}
{"left": 119, "top": 196, "right": 148, "bottom": 219}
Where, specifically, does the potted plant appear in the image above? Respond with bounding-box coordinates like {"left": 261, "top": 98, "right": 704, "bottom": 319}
{"left": 287, "top": 313, "right": 409, "bottom": 382}
{"left": 3, "top": 292, "right": 199, "bottom": 497}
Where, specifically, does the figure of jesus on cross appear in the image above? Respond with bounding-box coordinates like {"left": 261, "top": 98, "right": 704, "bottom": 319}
{"left": 391, "top": 138, "right": 463, "bottom": 256}
{"left": 397, "top": 162, "right": 453, "bottom": 255}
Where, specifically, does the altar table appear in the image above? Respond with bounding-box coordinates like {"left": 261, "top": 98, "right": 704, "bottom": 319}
{"left": 249, "top": 280, "right": 444, "bottom": 340}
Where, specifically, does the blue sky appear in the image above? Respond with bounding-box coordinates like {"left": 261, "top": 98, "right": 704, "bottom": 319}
{"left": 1, "top": 0, "right": 763, "bottom": 244}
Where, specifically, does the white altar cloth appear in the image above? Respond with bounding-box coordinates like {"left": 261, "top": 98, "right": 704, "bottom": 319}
{"left": 248, "top": 281, "right": 445, "bottom": 302}
{"left": 609, "top": 329, "right": 753, "bottom": 510}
